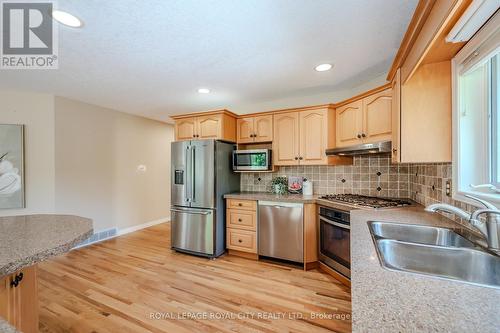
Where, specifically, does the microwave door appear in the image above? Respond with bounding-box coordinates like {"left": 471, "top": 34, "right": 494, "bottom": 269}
{"left": 171, "top": 141, "right": 191, "bottom": 207}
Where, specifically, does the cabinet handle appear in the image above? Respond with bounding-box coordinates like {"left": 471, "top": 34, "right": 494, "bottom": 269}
{"left": 392, "top": 148, "right": 397, "bottom": 154}
{"left": 357, "top": 134, "right": 361, "bottom": 139}
{"left": 362, "top": 133, "right": 366, "bottom": 138}
{"left": 10, "top": 273, "right": 23, "bottom": 288}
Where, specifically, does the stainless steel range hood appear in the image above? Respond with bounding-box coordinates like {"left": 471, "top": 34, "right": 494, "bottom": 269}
{"left": 326, "top": 141, "right": 392, "bottom": 156}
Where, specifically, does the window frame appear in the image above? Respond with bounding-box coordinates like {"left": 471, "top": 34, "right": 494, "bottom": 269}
{"left": 452, "top": 12, "right": 500, "bottom": 208}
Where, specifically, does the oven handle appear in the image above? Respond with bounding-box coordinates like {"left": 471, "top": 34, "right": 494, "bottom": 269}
{"left": 320, "top": 216, "right": 350, "bottom": 230}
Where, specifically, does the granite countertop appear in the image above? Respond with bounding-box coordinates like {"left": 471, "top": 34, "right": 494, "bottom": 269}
{"left": 224, "top": 191, "right": 318, "bottom": 203}
{"left": 350, "top": 206, "right": 500, "bottom": 333}
{"left": 224, "top": 191, "right": 376, "bottom": 211}
{"left": 0, "top": 214, "right": 93, "bottom": 277}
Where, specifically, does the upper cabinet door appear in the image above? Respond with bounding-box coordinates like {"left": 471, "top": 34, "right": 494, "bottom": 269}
{"left": 362, "top": 89, "right": 392, "bottom": 143}
{"left": 236, "top": 117, "right": 254, "bottom": 143}
{"left": 299, "top": 109, "right": 328, "bottom": 165}
{"left": 273, "top": 112, "right": 299, "bottom": 165}
{"left": 336, "top": 100, "right": 363, "bottom": 147}
{"left": 253, "top": 115, "right": 273, "bottom": 143}
{"left": 197, "top": 115, "right": 222, "bottom": 139}
{"left": 175, "top": 117, "right": 197, "bottom": 140}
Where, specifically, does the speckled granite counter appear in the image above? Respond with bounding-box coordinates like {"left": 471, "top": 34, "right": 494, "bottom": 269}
{"left": 350, "top": 206, "right": 500, "bottom": 333}
{"left": 0, "top": 319, "right": 18, "bottom": 333}
{"left": 0, "top": 214, "right": 93, "bottom": 277}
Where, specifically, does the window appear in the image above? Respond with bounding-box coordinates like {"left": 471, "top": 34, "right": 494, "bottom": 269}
{"left": 453, "top": 14, "right": 500, "bottom": 205}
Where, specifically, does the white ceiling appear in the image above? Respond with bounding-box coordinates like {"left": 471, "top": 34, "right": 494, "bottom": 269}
{"left": 0, "top": 0, "right": 418, "bottom": 122}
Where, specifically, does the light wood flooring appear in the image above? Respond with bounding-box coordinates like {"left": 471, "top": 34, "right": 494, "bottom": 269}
{"left": 38, "top": 223, "right": 351, "bottom": 333}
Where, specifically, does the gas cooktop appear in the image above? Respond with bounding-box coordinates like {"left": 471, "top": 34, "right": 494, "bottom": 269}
{"left": 319, "top": 194, "right": 412, "bottom": 209}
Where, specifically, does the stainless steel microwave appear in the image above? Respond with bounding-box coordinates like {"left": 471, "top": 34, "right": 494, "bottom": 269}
{"left": 232, "top": 149, "right": 272, "bottom": 171}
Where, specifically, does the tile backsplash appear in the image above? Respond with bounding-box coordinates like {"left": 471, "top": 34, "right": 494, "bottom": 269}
{"left": 241, "top": 156, "right": 483, "bottom": 231}
{"left": 241, "top": 156, "right": 410, "bottom": 197}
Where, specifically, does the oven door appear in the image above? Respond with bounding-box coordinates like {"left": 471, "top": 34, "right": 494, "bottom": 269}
{"left": 233, "top": 150, "right": 271, "bottom": 171}
{"left": 319, "top": 216, "right": 351, "bottom": 278}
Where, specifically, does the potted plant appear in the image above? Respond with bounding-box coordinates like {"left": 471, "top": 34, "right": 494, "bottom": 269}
{"left": 271, "top": 176, "right": 288, "bottom": 195}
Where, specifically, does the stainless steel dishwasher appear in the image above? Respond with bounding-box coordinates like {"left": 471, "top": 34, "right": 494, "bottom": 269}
{"left": 258, "top": 201, "right": 304, "bottom": 263}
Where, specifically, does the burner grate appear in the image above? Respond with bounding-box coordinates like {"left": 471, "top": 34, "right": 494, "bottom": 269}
{"left": 319, "top": 194, "right": 412, "bottom": 208}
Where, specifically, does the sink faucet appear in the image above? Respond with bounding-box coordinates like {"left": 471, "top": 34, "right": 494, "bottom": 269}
{"left": 425, "top": 194, "right": 500, "bottom": 254}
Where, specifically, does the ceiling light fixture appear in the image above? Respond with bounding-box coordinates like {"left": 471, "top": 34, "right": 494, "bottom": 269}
{"left": 52, "top": 10, "right": 83, "bottom": 28}
{"left": 315, "top": 63, "right": 333, "bottom": 72}
{"left": 198, "top": 88, "right": 210, "bottom": 94}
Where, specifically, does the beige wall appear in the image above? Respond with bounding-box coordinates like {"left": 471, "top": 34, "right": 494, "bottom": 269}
{"left": 54, "top": 97, "right": 173, "bottom": 232}
{"left": 0, "top": 91, "right": 55, "bottom": 216}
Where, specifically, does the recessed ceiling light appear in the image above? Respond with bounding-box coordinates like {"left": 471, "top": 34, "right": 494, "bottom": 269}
{"left": 52, "top": 10, "right": 83, "bottom": 28}
{"left": 315, "top": 63, "right": 333, "bottom": 72}
{"left": 198, "top": 88, "right": 210, "bottom": 94}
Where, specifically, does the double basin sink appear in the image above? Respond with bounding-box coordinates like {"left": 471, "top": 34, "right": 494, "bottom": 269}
{"left": 368, "top": 221, "right": 500, "bottom": 289}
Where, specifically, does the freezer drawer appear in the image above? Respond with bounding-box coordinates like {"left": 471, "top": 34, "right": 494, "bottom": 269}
{"left": 171, "top": 207, "right": 214, "bottom": 256}
{"left": 258, "top": 201, "right": 304, "bottom": 263}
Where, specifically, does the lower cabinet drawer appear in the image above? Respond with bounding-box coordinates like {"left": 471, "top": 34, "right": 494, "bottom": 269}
{"left": 227, "top": 228, "right": 257, "bottom": 253}
{"left": 227, "top": 209, "right": 256, "bottom": 231}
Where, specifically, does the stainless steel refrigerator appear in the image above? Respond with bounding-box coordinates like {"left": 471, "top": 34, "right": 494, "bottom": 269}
{"left": 170, "top": 140, "right": 240, "bottom": 258}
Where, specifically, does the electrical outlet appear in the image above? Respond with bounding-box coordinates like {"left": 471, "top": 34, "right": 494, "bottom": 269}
{"left": 445, "top": 180, "right": 451, "bottom": 197}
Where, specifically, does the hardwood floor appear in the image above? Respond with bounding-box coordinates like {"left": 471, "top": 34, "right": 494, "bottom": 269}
{"left": 38, "top": 223, "right": 351, "bottom": 333}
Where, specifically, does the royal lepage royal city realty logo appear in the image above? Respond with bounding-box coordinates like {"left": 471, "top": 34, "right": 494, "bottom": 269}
{"left": 1, "top": 1, "right": 58, "bottom": 69}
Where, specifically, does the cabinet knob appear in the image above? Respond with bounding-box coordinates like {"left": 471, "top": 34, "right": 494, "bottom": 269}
{"left": 238, "top": 218, "right": 242, "bottom": 222}
{"left": 392, "top": 148, "right": 398, "bottom": 154}
{"left": 361, "top": 133, "right": 366, "bottom": 138}
{"left": 193, "top": 135, "right": 196, "bottom": 137}
{"left": 299, "top": 157, "right": 303, "bottom": 160}
{"left": 238, "top": 203, "right": 243, "bottom": 206}
{"left": 357, "top": 134, "right": 362, "bottom": 139}
{"left": 238, "top": 239, "right": 242, "bottom": 243}
{"left": 294, "top": 157, "right": 299, "bottom": 160}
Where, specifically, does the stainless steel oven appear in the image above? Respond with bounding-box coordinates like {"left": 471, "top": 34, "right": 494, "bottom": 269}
{"left": 318, "top": 206, "right": 351, "bottom": 278}
{"left": 232, "top": 149, "right": 272, "bottom": 171}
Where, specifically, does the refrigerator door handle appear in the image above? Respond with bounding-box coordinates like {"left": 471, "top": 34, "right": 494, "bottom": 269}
{"left": 170, "top": 208, "right": 211, "bottom": 215}
{"left": 191, "top": 145, "right": 196, "bottom": 203}
{"left": 185, "top": 145, "right": 191, "bottom": 202}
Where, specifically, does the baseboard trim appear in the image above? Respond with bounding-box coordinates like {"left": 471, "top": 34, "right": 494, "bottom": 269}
{"left": 117, "top": 216, "right": 170, "bottom": 236}
{"left": 74, "top": 216, "right": 170, "bottom": 249}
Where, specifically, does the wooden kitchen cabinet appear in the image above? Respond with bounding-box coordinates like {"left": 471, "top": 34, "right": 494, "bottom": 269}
{"left": 226, "top": 199, "right": 258, "bottom": 258}
{"left": 175, "top": 117, "right": 197, "bottom": 140}
{"left": 236, "top": 115, "right": 273, "bottom": 143}
{"left": 172, "top": 110, "right": 237, "bottom": 142}
{"left": 362, "top": 89, "right": 392, "bottom": 143}
{"left": 236, "top": 117, "right": 254, "bottom": 143}
{"left": 273, "top": 112, "right": 300, "bottom": 165}
{"left": 395, "top": 61, "right": 452, "bottom": 163}
{"left": 274, "top": 107, "right": 351, "bottom": 166}
{"left": 0, "top": 265, "right": 38, "bottom": 333}
{"left": 299, "top": 109, "right": 329, "bottom": 165}
{"left": 336, "top": 100, "right": 363, "bottom": 147}
{"left": 197, "top": 114, "right": 222, "bottom": 139}
{"left": 335, "top": 88, "right": 392, "bottom": 147}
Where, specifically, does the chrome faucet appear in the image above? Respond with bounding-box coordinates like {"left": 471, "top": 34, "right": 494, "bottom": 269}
{"left": 425, "top": 194, "right": 500, "bottom": 254}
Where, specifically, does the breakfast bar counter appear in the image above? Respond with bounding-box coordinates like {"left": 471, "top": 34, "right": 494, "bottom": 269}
{"left": 0, "top": 214, "right": 92, "bottom": 333}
